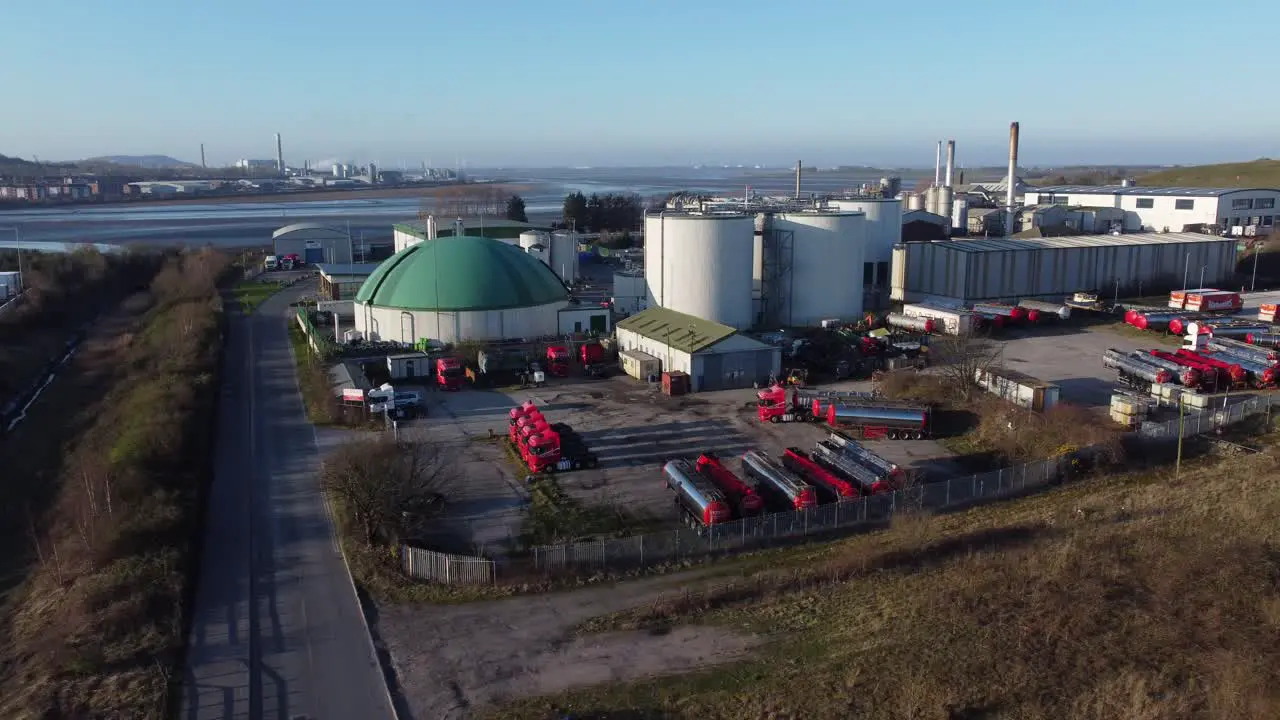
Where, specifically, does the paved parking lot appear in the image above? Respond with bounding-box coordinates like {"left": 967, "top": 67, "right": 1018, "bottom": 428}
{"left": 389, "top": 324, "right": 1167, "bottom": 551}
{"left": 996, "top": 325, "right": 1154, "bottom": 407}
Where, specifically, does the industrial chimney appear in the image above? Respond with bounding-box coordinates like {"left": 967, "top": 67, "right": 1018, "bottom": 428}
{"left": 1006, "top": 122, "right": 1020, "bottom": 235}
{"left": 275, "top": 133, "right": 284, "bottom": 173}
{"left": 200, "top": 143, "right": 206, "bottom": 169}
{"left": 794, "top": 160, "right": 802, "bottom": 199}
{"left": 934, "top": 141, "right": 942, "bottom": 186}
{"left": 944, "top": 140, "right": 955, "bottom": 189}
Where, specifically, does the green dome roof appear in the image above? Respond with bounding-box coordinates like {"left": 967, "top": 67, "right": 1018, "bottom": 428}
{"left": 355, "top": 236, "right": 569, "bottom": 311}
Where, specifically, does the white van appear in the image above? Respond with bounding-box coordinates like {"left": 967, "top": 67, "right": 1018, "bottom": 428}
{"left": 264, "top": 255, "right": 279, "bottom": 271}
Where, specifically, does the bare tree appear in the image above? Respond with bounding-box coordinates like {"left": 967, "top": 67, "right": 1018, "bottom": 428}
{"left": 931, "top": 332, "right": 1004, "bottom": 401}
{"left": 321, "top": 438, "right": 451, "bottom": 545}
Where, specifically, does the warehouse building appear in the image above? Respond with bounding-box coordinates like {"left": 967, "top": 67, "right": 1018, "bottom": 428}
{"left": 272, "top": 223, "right": 353, "bottom": 264}
{"left": 353, "top": 234, "right": 608, "bottom": 345}
{"left": 1020, "top": 185, "right": 1280, "bottom": 236}
{"left": 316, "top": 263, "right": 380, "bottom": 300}
{"left": 614, "top": 307, "right": 781, "bottom": 392}
{"left": 891, "top": 232, "right": 1238, "bottom": 304}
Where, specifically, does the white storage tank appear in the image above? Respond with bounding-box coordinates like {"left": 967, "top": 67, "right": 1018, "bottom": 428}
{"left": 831, "top": 198, "right": 902, "bottom": 266}
{"left": 611, "top": 270, "right": 647, "bottom": 315}
{"left": 644, "top": 212, "right": 755, "bottom": 329}
{"left": 519, "top": 230, "right": 549, "bottom": 263}
{"left": 549, "top": 230, "right": 580, "bottom": 284}
{"left": 905, "top": 192, "right": 924, "bottom": 211}
{"left": 770, "top": 211, "right": 866, "bottom": 326}
{"left": 952, "top": 196, "right": 970, "bottom": 233}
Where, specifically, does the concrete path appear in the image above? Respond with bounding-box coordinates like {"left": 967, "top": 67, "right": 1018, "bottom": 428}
{"left": 180, "top": 285, "right": 395, "bottom": 719}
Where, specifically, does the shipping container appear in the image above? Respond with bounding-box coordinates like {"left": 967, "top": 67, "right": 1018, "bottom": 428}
{"left": 901, "top": 302, "right": 975, "bottom": 335}
{"left": 974, "top": 366, "right": 1061, "bottom": 411}
{"left": 662, "top": 370, "right": 691, "bottom": 396}
{"left": 1185, "top": 291, "right": 1241, "bottom": 313}
{"left": 1169, "top": 288, "right": 1220, "bottom": 309}
{"left": 386, "top": 352, "right": 430, "bottom": 380}
{"left": 891, "top": 233, "right": 1238, "bottom": 304}
{"left": 1259, "top": 303, "right": 1278, "bottom": 323}
{"left": 619, "top": 349, "right": 661, "bottom": 382}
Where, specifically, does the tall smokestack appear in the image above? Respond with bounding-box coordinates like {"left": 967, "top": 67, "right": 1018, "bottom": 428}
{"left": 935, "top": 141, "right": 942, "bottom": 186}
{"left": 794, "top": 160, "right": 802, "bottom": 199}
{"left": 944, "top": 140, "right": 955, "bottom": 188}
{"left": 1006, "top": 122, "right": 1020, "bottom": 235}
{"left": 200, "top": 143, "right": 206, "bottom": 169}
{"left": 275, "top": 133, "right": 284, "bottom": 173}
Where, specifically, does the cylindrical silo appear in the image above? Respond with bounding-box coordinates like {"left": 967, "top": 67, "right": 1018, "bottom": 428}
{"left": 952, "top": 196, "right": 970, "bottom": 233}
{"left": 832, "top": 198, "right": 902, "bottom": 267}
{"left": 549, "top": 230, "right": 579, "bottom": 284}
{"left": 937, "top": 188, "right": 954, "bottom": 229}
{"left": 643, "top": 212, "right": 755, "bottom": 329}
{"left": 770, "top": 211, "right": 866, "bottom": 326}
{"left": 519, "top": 230, "right": 549, "bottom": 263}
{"left": 752, "top": 214, "right": 766, "bottom": 298}
{"left": 906, "top": 193, "right": 924, "bottom": 211}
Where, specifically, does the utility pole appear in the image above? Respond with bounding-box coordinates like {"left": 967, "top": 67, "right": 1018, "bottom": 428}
{"left": 1182, "top": 253, "right": 1190, "bottom": 291}
{"left": 1175, "top": 396, "right": 1185, "bottom": 480}
{"left": 1253, "top": 243, "right": 1262, "bottom": 290}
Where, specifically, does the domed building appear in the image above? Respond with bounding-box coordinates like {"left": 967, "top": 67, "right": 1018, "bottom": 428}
{"left": 353, "top": 235, "right": 609, "bottom": 344}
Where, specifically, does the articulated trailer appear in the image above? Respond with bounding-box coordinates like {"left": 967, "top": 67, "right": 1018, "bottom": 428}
{"left": 811, "top": 441, "right": 893, "bottom": 495}
{"left": 1103, "top": 349, "right": 1173, "bottom": 389}
{"left": 782, "top": 448, "right": 861, "bottom": 502}
{"left": 821, "top": 401, "right": 930, "bottom": 440}
{"left": 1131, "top": 350, "right": 1201, "bottom": 388}
{"left": 695, "top": 454, "right": 764, "bottom": 518}
{"left": 823, "top": 432, "right": 902, "bottom": 480}
{"left": 663, "top": 459, "right": 731, "bottom": 529}
{"left": 740, "top": 450, "right": 818, "bottom": 511}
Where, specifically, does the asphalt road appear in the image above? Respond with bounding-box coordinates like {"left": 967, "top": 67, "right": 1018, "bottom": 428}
{"left": 181, "top": 285, "right": 394, "bottom": 719}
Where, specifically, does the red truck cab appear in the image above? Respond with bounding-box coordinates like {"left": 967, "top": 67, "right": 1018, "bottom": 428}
{"left": 579, "top": 342, "right": 603, "bottom": 365}
{"left": 281, "top": 253, "right": 301, "bottom": 270}
{"left": 546, "top": 345, "right": 570, "bottom": 377}
{"left": 756, "top": 384, "right": 812, "bottom": 423}
{"left": 435, "top": 357, "right": 464, "bottom": 390}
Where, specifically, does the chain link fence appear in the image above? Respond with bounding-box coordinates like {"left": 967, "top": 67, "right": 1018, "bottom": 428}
{"left": 401, "top": 393, "right": 1275, "bottom": 585}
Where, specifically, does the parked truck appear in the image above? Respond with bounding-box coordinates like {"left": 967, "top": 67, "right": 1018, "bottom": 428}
{"left": 548, "top": 423, "right": 600, "bottom": 471}
{"left": 546, "top": 345, "right": 571, "bottom": 377}
{"left": 664, "top": 459, "right": 732, "bottom": 528}
{"left": 435, "top": 357, "right": 465, "bottom": 390}
{"left": 811, "top": 441, "right": 893, "bottom": 495}
{"left": 472, "top": 349, "right": 531, "bottom": 387}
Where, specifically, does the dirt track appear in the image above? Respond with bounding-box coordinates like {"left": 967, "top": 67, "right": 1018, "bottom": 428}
{"left": 374, "top": 574, "right": 759, "bottom": 719}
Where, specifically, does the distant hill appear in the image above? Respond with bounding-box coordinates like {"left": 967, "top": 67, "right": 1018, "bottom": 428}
{"left": 1138, "top": 159, "right": 1280, "bottom": 188}
{"left": 0, "top": 153, "right": 75, "bottom": 177}
{"left": 82, "top": 154, "right": 196, "bottom": 169}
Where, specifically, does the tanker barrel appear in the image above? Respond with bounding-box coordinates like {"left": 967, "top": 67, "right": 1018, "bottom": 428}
{"left": 813, "top": 441, "right": 881, "bottom": 488}
{"left": 1017, "top": 299, "right": 1071, "bottom": 320}
{"left": 1207, "top": 348, "right": 1276, "bottom": 377}
{"left": 1133, "top": 350, "right": 1200, "bottom": 386}
{"left": 1209, "top": 336, "right": 1280, "bottom": 362}
{"left": 1247, "top": 333, "right": 1280, "bottom": 349}
{"left": 1103, "top": 349, "right": 1173, "bottom": 383}
{"left": 886, "top": 313, "right": 934, "bottom": 334}
{"left": 829, "top": 403, "right": 928, "bottom": 427}
{"left": 972, "top": 302, "right": 1025, "bottom": 320}
{"left": 663, "top": 459, "right": 727, "bottom": 523}
{"left": 825, "top": 432, "right": 898, "bottom": 476}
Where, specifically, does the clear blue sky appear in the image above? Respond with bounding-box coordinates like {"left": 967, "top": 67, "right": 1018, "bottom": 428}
{"left": 4, "top": 0, "right": 1275, "bottom": 168}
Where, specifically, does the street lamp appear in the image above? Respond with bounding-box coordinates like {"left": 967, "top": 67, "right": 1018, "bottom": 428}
{"left": 1253, "top": 241, "right": 1264, "bottom": 291}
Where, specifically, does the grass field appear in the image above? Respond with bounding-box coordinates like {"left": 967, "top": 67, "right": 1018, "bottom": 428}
{"left": 1138, "top": 159, "right": 1280, "bottom": 188}
{"left": 230, "top": 279, "right": 283, "bottom": 314}
{"left": 484, "top": 431, "right": 1280, "bottom": 720}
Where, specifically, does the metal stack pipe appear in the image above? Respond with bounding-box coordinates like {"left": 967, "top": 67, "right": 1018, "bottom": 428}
{"left": 1006, "top": 121, "right": 1019, "bottom": 236}
{"left": 1104, "top": 349, "right": 1173, "bottom": 384}
{"left": 1185, "top": 321, "right": 1270, "bottom": 339}
{"left": 1204, "top": 349, "right": 1278, "bottom": 387}
{"left": 886, "top": 313, "right": 934, "bottom": 333}
{"left": 944, "top": 140, "right": 955, "bottom": 188}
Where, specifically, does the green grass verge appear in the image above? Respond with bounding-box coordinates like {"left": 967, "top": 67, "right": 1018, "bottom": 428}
{"left": 485, "top": 433, "right": 1280, "bottom": 719}
{"left": 230, "top": 279, "right": 284, "bottom": 314}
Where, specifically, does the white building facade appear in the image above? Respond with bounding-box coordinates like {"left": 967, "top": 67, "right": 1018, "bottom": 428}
{"left": 1020, "top": 185, "right": 1280, "bottom": 236}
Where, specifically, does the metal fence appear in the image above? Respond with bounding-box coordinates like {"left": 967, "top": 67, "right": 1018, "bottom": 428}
{"left": 401, "top": 545, "right": 495, "bottom": 584}
{"left": 400, "top": 392, "right": 1276, "bottom": 585}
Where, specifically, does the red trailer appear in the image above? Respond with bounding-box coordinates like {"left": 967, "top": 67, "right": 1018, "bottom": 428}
{"left": 782, "top": 448, "right": 860, "bottom": 502}
{"left": 1177, "top": 349, "right": 1247, "bottom": 387}
{"left": 695, "top": 454, "right": 764, "bottom": 518}
{"left": 579, "top": 341, "right": 604, "bottom": 365}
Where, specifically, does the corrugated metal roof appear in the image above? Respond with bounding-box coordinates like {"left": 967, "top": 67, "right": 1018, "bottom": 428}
{"left": 1025, "top": 185, "right": 1279, "bottom": 197}
{"left": 273, "top": 222, "right": 348, "bottom": 238}
{"left": 929, "top": 231, "right": 1233, "bottom": 254}
{"left": 616, "top": 307, "right": 736, "bottom": 354}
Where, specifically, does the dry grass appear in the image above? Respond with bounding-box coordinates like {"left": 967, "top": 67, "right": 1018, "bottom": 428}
{"left": 1139, "top": 159, "right": 1280, "bottom": 188}
{"left": 0, "top": 248, "right": 230, "bottom": 719}
{"left": 487, "top": 440, "right": 1280, "bottom": 720}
